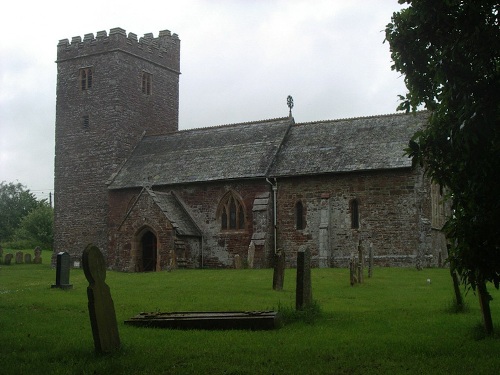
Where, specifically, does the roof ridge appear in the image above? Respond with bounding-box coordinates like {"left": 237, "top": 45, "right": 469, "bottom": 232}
{"left": 183, "top": 116, "right": 291, "bottom": 131}
{"left": 295, "top": 110, "right": 429, "bottom": 126}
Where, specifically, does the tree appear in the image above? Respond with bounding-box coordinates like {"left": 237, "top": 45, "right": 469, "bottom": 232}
{"left": 0, "top": 181, "right": 40, "bottom": 242}
{"left": 13, "top": 202, "right": 54, "bottom": 248}
{"left": 385, "top": 1, "right": 499, "bottom": 333}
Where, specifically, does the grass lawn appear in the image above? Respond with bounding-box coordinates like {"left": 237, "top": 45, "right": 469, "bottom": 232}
{"left": 1, "top": 262, "right": 499, "bottom": 374}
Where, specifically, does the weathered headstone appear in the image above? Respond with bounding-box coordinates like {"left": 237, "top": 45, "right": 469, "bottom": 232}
{"left": 4, "top": 253, "right": 13, "bottom": 265}
{"left": 33, "top": 246, "right": 42, "bottom": 264}
{"left": 368, "top": 243, "right": 374, "bottom": 278}
{"left": 357, "top": 241, "right": 364, "bottom": 284}
{"left": 51, "top": 252, "right": 73, "bottom": 289}
{"left": 0, "top": 245, "right": 3, "bottom": 264}
{"left": 234, "top": 254, "right": 242, "bottom": 269}
{"left": 15, "top": 251, "right": 24, "bottom": 264}
{"left": 82, "top": 244, "right": 120, "bottom": 353}
{"left": 349, "top": 255, "right": 357, "bottom": 286}
{"left": 247, "top": 241, "right": 255, "bottom": 269}
{"left": 273, "top": 249, "right": 285, "bottom": 291}
{"left": 296, "top": 248, "right": 312, "bottom": 310}
{"left": 24, "top": 253, "right": 32, "bottom": 264}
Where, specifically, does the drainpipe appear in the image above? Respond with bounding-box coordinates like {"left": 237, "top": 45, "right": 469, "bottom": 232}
{"left": 266, "top": 178, "right": 278, "bottom": 254}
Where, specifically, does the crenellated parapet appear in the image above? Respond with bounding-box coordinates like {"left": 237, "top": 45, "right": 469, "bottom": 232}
{"left": 57, "top": 27, "right": 180, "bottom": 72}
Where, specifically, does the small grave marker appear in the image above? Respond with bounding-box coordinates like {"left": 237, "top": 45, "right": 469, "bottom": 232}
{"left": 15, "top": 251, "right": 24, "bottom": 264}
{"left": 82, "top": 244, "right": 120, "bottom": 353}
{"left": 33, "top": 246, "right": 42, "bottom": 264}
{"left": 273, "top": 249, "right": 285, "bottom": 291}
{"left": 24, "top": 253, "right": 32, "bottom": 264}
{"left": 296, "top": 248, "right": 312, "bottom": 310}
{"left": 51, "top": 252, "right": 73, "bottom": 289}
{"left": 247, "top": 241, "right": 255, "bottom": 269}
{"left": 4, "top": 253, "right": 13, "bottom": 265}
{"left": 234, "top": 254, "right": 242, "bottom": 269}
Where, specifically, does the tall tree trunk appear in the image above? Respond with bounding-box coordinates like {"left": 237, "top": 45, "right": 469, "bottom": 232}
{"left": 477, "top": 279, "right": 494, "bottom": 334}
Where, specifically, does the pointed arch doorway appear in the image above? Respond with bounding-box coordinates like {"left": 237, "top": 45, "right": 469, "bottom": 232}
{"left": 141, "top": 230, "right": 157, "bottom": 272}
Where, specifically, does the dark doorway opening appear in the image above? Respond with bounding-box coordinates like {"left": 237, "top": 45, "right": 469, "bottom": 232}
{"left": 141, "top": 231, "right": 157, "bottom": 272}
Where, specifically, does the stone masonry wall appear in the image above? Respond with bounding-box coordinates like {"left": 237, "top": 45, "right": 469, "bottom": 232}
{"left": 54, "top": 28, "right": 180, "bottom": 264}
{"left": 107, "top": 179, "right": 273, "bottom": 270}
{"left": 276, "top": 168, "right": 434, "bottom": 268}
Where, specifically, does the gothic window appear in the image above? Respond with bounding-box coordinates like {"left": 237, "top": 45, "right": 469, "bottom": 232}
{"left": 350, "top": 198, "right": 359, "bottom": 229}
{"left": 80, "top": 67, "right": 93, "bottom": 90}
{"left": 218, "top": 192, "right": 245, "bottom": 231}
{"left": 296, "top": 200, "right": 305, "bottom": 230}
{"left": 142, "top": 72, "right": 152, "bottom": 95}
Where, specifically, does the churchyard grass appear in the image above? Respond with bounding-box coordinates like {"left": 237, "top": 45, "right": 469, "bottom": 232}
{"left": 1, "top": 263, "right": 499, "bottom": 374}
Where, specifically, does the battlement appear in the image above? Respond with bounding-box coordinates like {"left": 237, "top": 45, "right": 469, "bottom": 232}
{"left": 57, "top": 27, "right": 180, "bottom": 72}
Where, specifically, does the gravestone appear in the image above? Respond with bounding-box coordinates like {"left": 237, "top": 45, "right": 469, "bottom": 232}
{"left": 4, "top": 253, "right": 13, "bottom": 265}
{"left": 0, "top": 245, "right": 3, "bottom": 264}
{"left": 15, "top": 251, "right": 24, "bottom": 264}
{"left": 82, "top": 244, "right": 120, "bottom": 353}
{"left": 272, "top": 249, "right": 285, "bottom": 291}
{"left": 234, "top": 254, "right": 242, "bottom": 269}
{"left": 247, "top": 241, "right": 255, "bottom": 269}
{"left": 368, "top": 243, "right": 374, "bottom": 278}
{"left": 357, "top": 241, "right": 364, "bottom": 284}
{"left": 295, "top": 248, "right": 312, "bottom": 310}
{"left": 51, "top": 252, "right": 73, "bottom": 289}
{"left": 33, "top": 246, "right": 42, "bottom": 264}
{"left": 349, "top": 255, "right": 358, "bottom": 286}
{"left": 24, "top": 253, "right": 32, "bottom": 264}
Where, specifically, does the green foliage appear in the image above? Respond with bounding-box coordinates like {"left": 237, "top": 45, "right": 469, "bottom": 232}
{"left": 0, "top": 181, "right": 41, "bottom": 242}
{"left": 385, "top": 1, "right": 500, "bottom": 296}
{"left": 13, "top": 202, "right": 53, "bottom": 248}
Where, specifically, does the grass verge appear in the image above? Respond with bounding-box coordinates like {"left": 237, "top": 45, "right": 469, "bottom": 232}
{"left": 1, "top": 264, "right": 499, "bottom": 374}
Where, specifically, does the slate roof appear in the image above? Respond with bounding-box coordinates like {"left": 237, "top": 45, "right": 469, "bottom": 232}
{"left": 268, "top": 111, "right": 428, "bottom": 177}
{"left": 108, "top": 111, "right": 428, "bottom": 190}
{"left": 147, "top": 189, "right": 201, "bottom": 237}
{"left": 108, "top": 118, "right": 292, "bottom": 189}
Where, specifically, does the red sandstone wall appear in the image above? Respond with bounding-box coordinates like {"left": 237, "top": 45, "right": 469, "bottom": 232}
{"left": 276, "top": 168, "right": 434, "bottom": 267}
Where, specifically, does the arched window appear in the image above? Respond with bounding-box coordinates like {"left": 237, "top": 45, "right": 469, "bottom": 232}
{"left": 218, "top": 192, "right": 245, "bottom": 230}
{"left": 296, "top": 201, "right": 304, "bottom": 230}
{"left": 350, "top": 199, "right": 359, "bottom": 229}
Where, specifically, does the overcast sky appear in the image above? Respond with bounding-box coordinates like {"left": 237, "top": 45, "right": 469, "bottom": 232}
{"left": 0, "top": 0, "right": 407, "bottom": 201}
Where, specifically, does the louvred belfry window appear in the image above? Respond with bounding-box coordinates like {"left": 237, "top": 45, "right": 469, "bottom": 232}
{"left": 80, "top": 67, "right": 93, "bottom": 90}
{"left": 142, "top": 72, "right": 152, "bottom": 95}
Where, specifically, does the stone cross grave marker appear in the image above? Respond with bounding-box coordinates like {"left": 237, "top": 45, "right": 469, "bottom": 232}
{"left": 82, "top": 244, "right": 120, "bottom": 353}
{"left": 51, "top": 252, "right": 73, "bottom": 289}
{"left": 296, "top": 248, "right": 312, "bottom": 310}
{"left": 273, "top": 249, "right": 285, "bottom": 291}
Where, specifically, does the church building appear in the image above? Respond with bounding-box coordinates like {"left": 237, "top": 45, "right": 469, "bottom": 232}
{"left": 53, "top": 28, "right": 446, "bottom": 271}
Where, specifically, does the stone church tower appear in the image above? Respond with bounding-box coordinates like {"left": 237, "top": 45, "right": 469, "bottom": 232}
{"left": 54, "top": 28, "right": 180, "bottom": 262}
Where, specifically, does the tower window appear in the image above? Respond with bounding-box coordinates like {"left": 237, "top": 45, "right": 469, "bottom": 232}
{"left": 218, "top": 191, "right": 245, "bottom": 231}
{"left": 142, "top": 72, "right": 152, "bottom": 95}
{"left": 350, "top": 199, "right": 359, "bottom": 229}
{"left": 80, "top": 67, "right": 93, "bottom": 90}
